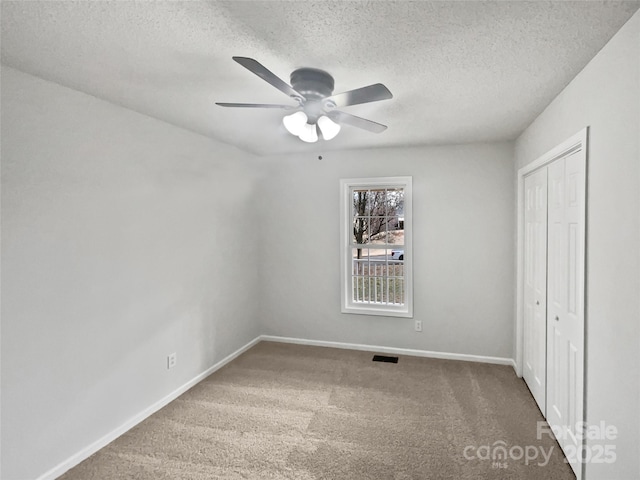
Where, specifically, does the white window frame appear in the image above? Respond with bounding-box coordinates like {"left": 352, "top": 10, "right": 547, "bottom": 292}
{"left": 340, "top": 176, "right": 413, "bottom": 318}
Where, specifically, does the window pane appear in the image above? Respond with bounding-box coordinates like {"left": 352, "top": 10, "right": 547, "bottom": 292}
{"left": 371, "top": 276, "right": 383, "bottom": 303}
{"left": 352, "top": 247, "right": 370, "bottom": 261}
{"left": 387, "top": 216, "right": 403, "bottom": 246}
{"left": 387, "top": 248, "right": 405, "bottom": 264}
{"left": 366, "top": 189, "right": 385, "bottom": 215}
{"left": 353, "top": 276, "right": 361, "bottom": 303}
{"left": 385, "top": 188, "right": 403, "bottom": 205}
{"left": 368, "top": 216, "right": 386, "bottom": 243}
{"left": 352, "top": 217, "right": 369, "bottom": 245}
{"left": 386, "top": 277, "right": 401, "bottom": 304}
{"left": 388, "top": 216, "right": 402, "bottom": 232}
{"left": 353, "top": 190, "right": 367, "bottom": 215}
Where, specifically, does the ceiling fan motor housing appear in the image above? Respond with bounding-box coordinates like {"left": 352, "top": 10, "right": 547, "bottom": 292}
{"left": 290, "top": 68, "right": 335, "bottom": 100}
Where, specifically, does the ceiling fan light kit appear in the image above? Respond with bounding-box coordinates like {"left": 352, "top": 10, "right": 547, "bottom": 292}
{"left": 282, "top": 111, "right": 341, "bottom": 142}
{"left": 317, "top": 115, "right": 341, "bottom": 140}
{"left": 216, "top": 57, "right": 393, "bottom": 144}
{"left": 282, "top": 111, "right": 308, "bottom": 136}
{"left": 298, "top": 121, "right": 319, "bottom": 143}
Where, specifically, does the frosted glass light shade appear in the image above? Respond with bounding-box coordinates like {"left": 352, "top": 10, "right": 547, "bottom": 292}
{"left": 298, "top": 122, "right": 318, "bottom": 143}
{"left": 317, "top": 115, "right": 341, "bottom": 140}
{"left": 282, "top": 111, "right": 308, "bottom": 136}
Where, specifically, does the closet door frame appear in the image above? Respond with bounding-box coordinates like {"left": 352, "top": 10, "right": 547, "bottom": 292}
{"left": 515, "top": 127, "right": 588, "bottom": 377}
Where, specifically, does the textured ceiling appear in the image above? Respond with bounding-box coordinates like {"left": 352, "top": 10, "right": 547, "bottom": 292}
{"left": 2, "top": 1, "right": 638, "bottom": 156}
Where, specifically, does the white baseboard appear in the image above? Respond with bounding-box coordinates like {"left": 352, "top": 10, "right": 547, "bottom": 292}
{"left": 260, "top": 335, "right": 517, "bottom": 368}
{"left": 38, "top": 335, "right": 262, "bottom": 480}
{"left": 39, "top": 334, "right": 516, "bottom": 480}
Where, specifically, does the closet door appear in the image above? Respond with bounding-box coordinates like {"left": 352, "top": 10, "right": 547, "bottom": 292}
{"left": 546, "top": 150, "right": 586, "bottom": 478}
{"left": 523, "top": 168, "right": 548, "bottom": 414}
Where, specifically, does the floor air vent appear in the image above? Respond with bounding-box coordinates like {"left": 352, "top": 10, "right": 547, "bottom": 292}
{"left": 372, "top": 355, "right": 398, "bottom": 363}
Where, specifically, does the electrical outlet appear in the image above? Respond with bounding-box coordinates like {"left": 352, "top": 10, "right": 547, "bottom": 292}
{"left": 414, "top": 320, "right": 422, "bottom": 332}
{"left": 167, "top": 353, "right": 177, "bottom": 369}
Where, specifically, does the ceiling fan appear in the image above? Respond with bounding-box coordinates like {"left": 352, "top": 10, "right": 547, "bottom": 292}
{"left": 216, "top": 57, "right": 393, "bottom": 143}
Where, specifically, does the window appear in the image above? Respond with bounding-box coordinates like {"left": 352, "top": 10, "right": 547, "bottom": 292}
{"left": 340, "top": 177, "right": 413, "bottom": 317}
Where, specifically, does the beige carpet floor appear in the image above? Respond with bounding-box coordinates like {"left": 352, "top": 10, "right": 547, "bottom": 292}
{"left": 59, "top": 341, "right": 575, "bottom": 479}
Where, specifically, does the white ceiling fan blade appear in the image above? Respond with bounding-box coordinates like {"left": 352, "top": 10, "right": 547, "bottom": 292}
{"left": 328, "top": 110, "right": 388, "bottom": 133}
{"left": 216, "top": 102, "right": 296, "bottom": 109}
{"left": 232, "top": 57, "right": 304, "bottom": 100}
{"left": 325, "top": 83, "right": 392, "bottom": 108}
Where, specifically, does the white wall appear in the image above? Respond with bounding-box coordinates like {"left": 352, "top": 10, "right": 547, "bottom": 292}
{"left": 0, "top": 68, "right": 262, "bottom": 480}
{"left": 515, "top": 11, "right": 640, "bottom": 480}
{"left": 258, "top": 143, "right": 515, "bottom": 359}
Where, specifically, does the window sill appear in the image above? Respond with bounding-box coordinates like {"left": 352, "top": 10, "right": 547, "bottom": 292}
{"left": 341, "top": 305, "right": 413, "bottom": 318}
